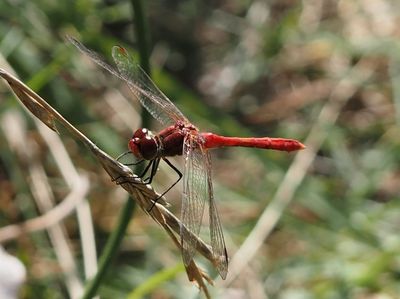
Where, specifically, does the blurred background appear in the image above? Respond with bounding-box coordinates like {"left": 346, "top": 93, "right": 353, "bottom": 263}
{"left": 1, "top": 0, "right": 400, "bottom": 298}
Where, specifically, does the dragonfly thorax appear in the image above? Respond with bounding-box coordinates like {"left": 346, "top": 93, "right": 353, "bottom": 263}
{"left": 129, "top": 124, "right": 191, "bottom": 161}
{"left": 128, "top": 128, "right": 159, "bottom": 160}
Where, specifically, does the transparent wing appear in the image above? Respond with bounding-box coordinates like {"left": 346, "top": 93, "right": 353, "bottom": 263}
{"left": 205, "top": 151, "right": 228, "bottom": 279}
{"left": 67, "top": 36, "right": 188, "bottom": 126}
{"left": 181, "top": 133, "right": 207, "bottom": 267}
{"left": 111, "top": 46, "right": 188, "bottom": 126}
{"left": 181, "top": 133, "right": 228, "bottom": 279}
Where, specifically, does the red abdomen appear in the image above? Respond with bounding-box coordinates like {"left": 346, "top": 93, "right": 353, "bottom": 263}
{"left": 201, "top": 133, "right": 305, "bottom": 152}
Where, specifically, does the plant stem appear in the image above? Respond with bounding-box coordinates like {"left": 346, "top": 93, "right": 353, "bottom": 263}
{"left": 81, "top": 200, "right": 135, "bottom": 299}
{"left": 131, "top": 0, "right": 152, "bottom": 127}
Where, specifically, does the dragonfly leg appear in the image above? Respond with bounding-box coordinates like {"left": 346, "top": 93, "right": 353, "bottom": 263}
{"left": 147, "top": 157, "right": 182, "bottom": 212}
{"left": 126, "top": 159, "right": 146, "bottom": 167}
{"left": 116, "top": 150, "right": 132, "bottom": 161}
{"left": 139, "top": 159, "right": 155, "bottom": 180}
{"left": 111, "top": 158, "right": 151, "bottom": 184}
{"left": 112, "top": 159, "right": 155, "bottom": 185}
{"left": 117, "top": 150, "right": 146, "bottom": 167}
{"left": 142, "top": 158, "right": 161, "bottom": 184}
{"left": 112, "top": 175, "right": 142, "bottom": 186}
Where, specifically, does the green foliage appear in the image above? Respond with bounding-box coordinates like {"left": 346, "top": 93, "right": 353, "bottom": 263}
{"left": 1, "top": 0, "right": 400, "bottom": 298}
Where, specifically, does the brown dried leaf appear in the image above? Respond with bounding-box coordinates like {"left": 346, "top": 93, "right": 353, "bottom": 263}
{"left": 0, "top": 69, "right": 57, "bottom": 132}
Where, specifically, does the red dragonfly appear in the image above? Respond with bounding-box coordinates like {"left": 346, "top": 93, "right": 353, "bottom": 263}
{"left": 68, "top": 37, "right": 305, "bottom": 279}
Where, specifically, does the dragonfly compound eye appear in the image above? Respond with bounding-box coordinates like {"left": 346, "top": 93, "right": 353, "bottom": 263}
{"left": 139, "top": 136, "right": 158, "bottom": 160}
{"left": 128, "top": 138, "right": 142, "bottom": 159}
{"left": 129, "top": 131, "right": 158, "bottom": 160}
{"left": 132, "top": 128, "right": 149, "bottom": 139}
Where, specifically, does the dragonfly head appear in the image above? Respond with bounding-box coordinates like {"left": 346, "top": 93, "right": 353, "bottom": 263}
{"left": 128, "top": 128, "right": 158, "bottom": 160}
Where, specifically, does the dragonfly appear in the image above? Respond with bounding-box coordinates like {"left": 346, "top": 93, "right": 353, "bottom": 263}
{"left": 67, "top": 36, "right": 305, "bottom": 279}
